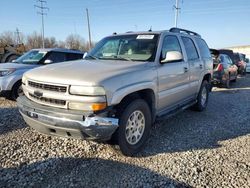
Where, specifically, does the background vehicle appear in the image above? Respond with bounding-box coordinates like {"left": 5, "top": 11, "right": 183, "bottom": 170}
{"left": 211, "top": 49, "right": 238, "bottom": 88}
{"left": 0, "top": 48, "right": 84, "bottom": 100}
{"left": 0, "top": 43, "right": 26, "bottom": 63}
{"left": 234, "top": 52, "right": 247, "bottom": 75}
{"left": 246, "top": 58, "right": 250, "bottom": 73}
{"left": 17, "top": 28, "right": 213, "bottom": 156}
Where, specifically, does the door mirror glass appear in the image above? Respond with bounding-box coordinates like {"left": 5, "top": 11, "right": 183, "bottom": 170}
{"left": 161, "top": 51, "right": 183, "bottom": 63}
{"left": 44, "top": 59, "right": 53, "bottom": 64}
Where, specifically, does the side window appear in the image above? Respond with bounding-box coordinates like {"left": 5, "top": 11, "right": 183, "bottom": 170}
{"left": 181, "top": 37, "right": 199, "bottom": 60}
{"left": 45, "top": 52, "right": 66, "bottom": 63}
{"left": 161, "top": 35, "right": 182, "bottom": 59}
{"left": 219, "top": 55, "right": 225, "bottom": 63}
{"left": 195, "top": 38, "right": 211, "bottom": 58}
{"left": 66, "top": 53, "right": 83, "bottom": 61}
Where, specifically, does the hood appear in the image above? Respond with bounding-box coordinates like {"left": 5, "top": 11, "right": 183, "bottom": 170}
{"left": 0, "top": 62, "right": 39, "bottom": 70}
{"left": 25, "top": 59, "right": 149, "bottom": 86}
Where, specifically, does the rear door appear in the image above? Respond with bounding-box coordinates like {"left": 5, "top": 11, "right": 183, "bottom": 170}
{"left": 181, "top": 36, "right": 202, "bottom": 95}
{"left": 157, "top": 35, "right": 190, "bottom": 112}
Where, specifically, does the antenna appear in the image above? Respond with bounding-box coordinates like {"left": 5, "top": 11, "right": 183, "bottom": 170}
{"left": 35, "top": 0, "right": 49, "bottom": 48}
{"left": 148, "top": 26, "right": 152, "bottom": 32}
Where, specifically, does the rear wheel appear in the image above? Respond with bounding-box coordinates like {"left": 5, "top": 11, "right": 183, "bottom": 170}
{"left": 225, "top": 75, "right": 230, "bottom": 88}
{"left": 192, "top": 80, "right": 209, "bottom": 111}
{"left": 117, "top": 99, "right": 152, "bottom": 156}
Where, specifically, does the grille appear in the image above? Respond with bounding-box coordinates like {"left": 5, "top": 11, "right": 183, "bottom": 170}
{"left": 29, "top": 93, "right": 66, "bottom": 106}
{"left": 28, "top": 81, "right": 67, "bottom": 93}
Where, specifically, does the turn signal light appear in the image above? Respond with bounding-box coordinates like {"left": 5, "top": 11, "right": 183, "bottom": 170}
{"left": 91, "top": 103, "right": 107, "bottom": 111}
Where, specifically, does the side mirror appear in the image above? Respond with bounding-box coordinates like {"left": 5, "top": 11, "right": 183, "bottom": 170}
{"left": 44, "top": 59, "right": 53, "bottom": 64}
{"left": 161, "top": 51, "right": 183, "bottom": 63}
{"left": 83, "top": 52, "right": 88, "bottom": 58}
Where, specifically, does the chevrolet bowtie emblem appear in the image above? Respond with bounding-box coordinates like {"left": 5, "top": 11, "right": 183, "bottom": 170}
{"left": 34, "top": 90, "right": 43, "bottom": 98}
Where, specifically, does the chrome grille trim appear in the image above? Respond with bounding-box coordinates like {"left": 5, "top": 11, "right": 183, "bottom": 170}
{"left": 29, "top": 93, "right": 66, "bottom": 107}
{"left": 28, "top": 81, "right": 67, "bottom": 93}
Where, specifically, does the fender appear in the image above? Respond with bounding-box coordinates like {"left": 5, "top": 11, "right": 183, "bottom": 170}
{"left": 109, "top": 81, "right": 157, "bottom": 106}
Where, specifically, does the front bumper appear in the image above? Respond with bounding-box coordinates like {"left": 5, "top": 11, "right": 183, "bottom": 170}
{"left": 17, "top": 96, "right": 119, "bottom": 141}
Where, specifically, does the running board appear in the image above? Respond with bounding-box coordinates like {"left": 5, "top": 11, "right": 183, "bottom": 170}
{"left": 156, "top": 100, "right": 197, "bottom": 122}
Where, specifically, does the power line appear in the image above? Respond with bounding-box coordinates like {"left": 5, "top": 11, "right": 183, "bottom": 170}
{"left": 15, "top": 28, "right": 21, "bottom": 44}
{"left": 35, "top": 0, "right": 49, "bottom": 48}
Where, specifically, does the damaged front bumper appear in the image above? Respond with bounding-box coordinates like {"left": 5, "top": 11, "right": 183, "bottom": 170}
{"left": 17, "top": 96, "right": 119, "bottom": 141}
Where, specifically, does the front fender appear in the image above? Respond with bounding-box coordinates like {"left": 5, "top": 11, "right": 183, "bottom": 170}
{"left": 109, "top": 81, "right": 157, "bottom": 105}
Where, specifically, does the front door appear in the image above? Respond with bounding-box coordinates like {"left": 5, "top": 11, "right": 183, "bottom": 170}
{"left": 157, "top": 35, "right": 190, "bottom": 112}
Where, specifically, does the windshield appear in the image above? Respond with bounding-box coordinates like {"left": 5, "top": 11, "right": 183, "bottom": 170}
{"left": 14, "top": 50, "right": 47, "bottom": 64}
{"left": 86, "top": 34, "right": 159, "bottom": 62}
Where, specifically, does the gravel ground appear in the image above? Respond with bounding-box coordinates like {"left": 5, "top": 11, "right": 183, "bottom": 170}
{"left": 0, "top": 75, "right": 249, "bottom": 188}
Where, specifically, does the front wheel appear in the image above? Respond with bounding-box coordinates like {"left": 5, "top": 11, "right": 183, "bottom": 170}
{"left": 117, "top": 99, "right": 152, "bottom": 156}
{"left": 192, "top": 80, "right": 209, "bottom": 111}
{"left": 11, "top": 81, "right": 23, "bottom": 100}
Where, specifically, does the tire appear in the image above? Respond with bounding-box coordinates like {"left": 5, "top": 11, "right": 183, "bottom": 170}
{"left": 192, "top": 80, "right": 209, "bottom": 112}
{"left": 231, "top": 75, "right": 237, "bottom": 82}
{"left": 117, "top": 99, "right": 152, "bottom": 156}
{"left": 225, "top": 75, "right": 230, "bottom": 88}
{"left": 11, "top": 81, "right": 23, "bottom": 100}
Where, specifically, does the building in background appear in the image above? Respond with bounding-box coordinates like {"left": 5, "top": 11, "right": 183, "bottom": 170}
{"left": 226, "top": 45, "right": 250, "bottom": 58}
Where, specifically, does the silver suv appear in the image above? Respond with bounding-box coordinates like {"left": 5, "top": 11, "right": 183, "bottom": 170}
{"left": 0, "top": 48, "right": 84, "bottom": 100}
{"left": 17, "top": 28, "right": 213, "bottom": 156}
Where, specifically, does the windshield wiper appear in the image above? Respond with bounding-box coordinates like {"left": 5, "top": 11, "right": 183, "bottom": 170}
{"left": 116, "top": 56, "right": 132, "bottom": 61}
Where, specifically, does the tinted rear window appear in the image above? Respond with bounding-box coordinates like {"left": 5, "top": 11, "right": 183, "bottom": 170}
{"left": 195, "top": 38, "right": 211, "bottom": 58}
{"left": 181, "top": 37, "right": 199, "bottom": 60}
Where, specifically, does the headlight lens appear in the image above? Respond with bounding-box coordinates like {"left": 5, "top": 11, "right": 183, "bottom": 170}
{"left": 22, "top": 75, "right": 28, "bottom": 85}
{"left": 69, "top": 86, "right": 106, "bottom": 96}
{"left": 0, "top": 68, "right": 16, "bottom": 77}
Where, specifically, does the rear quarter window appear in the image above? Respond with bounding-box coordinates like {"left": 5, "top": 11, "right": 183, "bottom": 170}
{"left": 195, "top": 38, "right": 211, "bottom": 59}
{"left": 181, "top": 37, "right": 199, "bottom": 61}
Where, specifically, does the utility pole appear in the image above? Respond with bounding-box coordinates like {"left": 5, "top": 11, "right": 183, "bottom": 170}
{"left": 86, "top": 8, "right": 92, "bottom": 50}
{"left": 173, "top": 0, "right": 181, "bottom": 27}
{"left": 35, "top": 0, "right": 49, "bottom": 48}
{"left": 15, "top": 28, "right": 21, "bottom": 44}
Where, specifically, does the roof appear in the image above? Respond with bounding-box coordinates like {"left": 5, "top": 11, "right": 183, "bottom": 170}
{"left": 109, "top": 27, "right": 202, "bottom": 38}
{"left": 31, "top": 48, "right": 85, "bottom": 54}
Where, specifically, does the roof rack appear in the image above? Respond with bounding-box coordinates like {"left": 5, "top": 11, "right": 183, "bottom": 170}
{"left": 169, "top": 27, "right": 201, "bottom": 37}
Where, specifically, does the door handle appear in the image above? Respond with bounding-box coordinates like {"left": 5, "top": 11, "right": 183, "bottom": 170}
{"left": 184, "top": 67, "right": 188, "bottom": 72}
{"left": 199, "top": 64, "right": 203, "bottom": 69}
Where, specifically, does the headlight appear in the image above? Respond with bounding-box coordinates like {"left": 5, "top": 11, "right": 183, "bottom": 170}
{"left": 0, "top": 68, "right": 16, "bottom": 77}
{"left": 22, "top": 75, "right": 28, "bottom": 85}
{"left": 69, "top": 86, "right": 106, "bottom": 96}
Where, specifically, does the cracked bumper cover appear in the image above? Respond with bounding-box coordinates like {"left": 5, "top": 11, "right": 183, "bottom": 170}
{"left": 16, "top": 96, "right": 119, "bottom": 141}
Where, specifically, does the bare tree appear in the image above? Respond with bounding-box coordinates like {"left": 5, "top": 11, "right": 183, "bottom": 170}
{"left": 44, "top": 37, "right": 57, "bottom": 48}
{"left": 26, "top": 32, "right": 43, "bottom": 49}
{"left": 65, "top": 34, "right": 88, "bottom": 51}
{"left": 0, "top": 31, "right": 16, "bottom": 46}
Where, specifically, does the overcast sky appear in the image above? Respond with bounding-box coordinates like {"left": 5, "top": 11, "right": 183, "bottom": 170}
{"left": 0, "top": 0, "right": 249, "bottom": 48}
